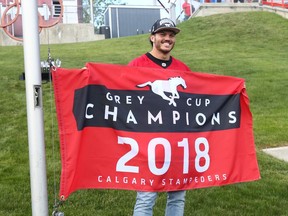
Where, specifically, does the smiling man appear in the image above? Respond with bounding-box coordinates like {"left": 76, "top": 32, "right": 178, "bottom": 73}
{"left": 129, "top": 18, "right": 190, "bottom": 71}
{"left": 128, "top": 18, "right": 191, "bottom": 216}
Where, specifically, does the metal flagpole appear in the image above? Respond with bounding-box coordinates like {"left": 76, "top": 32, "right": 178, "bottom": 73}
{"left": 22, "top": 0, "right": 49, "bottom": 215}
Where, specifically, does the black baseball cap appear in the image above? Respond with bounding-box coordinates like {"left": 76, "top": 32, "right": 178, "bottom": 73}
{"left": 150, "top": 18, "right": 180, "bottom": 35}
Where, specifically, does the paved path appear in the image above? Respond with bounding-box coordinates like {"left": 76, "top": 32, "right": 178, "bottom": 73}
{"left": 262, "top": 146, "right": 288, "bottom": 162}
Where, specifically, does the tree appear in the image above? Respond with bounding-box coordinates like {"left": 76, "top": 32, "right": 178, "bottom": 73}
{"left": 82, "top": 0, "right": 123, "bottom": 28}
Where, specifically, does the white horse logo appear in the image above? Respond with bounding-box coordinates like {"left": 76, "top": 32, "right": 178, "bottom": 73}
{"left": 137, "top": 77, "right": 187, "bottom": 107}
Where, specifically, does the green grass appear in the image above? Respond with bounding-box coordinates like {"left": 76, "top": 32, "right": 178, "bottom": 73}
{"left": 0, "top": 11, "right": 288, "bottom": 215}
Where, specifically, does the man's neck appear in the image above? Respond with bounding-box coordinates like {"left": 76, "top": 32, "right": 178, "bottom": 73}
{"left": 149, "top": 50, "right": 171, "bottom": 61}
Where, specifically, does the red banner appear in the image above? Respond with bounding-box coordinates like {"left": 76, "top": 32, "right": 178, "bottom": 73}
{"left": 52, "top": 63, "right": 260, "bottom": 200}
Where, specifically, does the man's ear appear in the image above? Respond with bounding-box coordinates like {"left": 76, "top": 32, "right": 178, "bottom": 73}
{"left": 150, "top": 35, "right": 155, "bottom": 43}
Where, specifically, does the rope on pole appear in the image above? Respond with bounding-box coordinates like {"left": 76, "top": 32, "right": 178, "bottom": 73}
{"left": 157, "top": 0, "right": 170, "bottom": 13}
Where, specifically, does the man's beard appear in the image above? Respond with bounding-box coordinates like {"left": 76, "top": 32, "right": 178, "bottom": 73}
{"left": 156, "top": 42, "right": 175, "bottom": 54}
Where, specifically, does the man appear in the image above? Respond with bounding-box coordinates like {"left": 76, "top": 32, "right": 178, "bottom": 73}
{"left": 182, "top": 0, "right": 192, "bottom": 21}
{"left": 128, "top": 18, "right": 191, "bottom": 216}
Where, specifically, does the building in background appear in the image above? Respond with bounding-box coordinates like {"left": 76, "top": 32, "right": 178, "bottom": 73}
{"left": 0, "top": 0, "right": 194, "bottom": 41}
{"left": 104, "top": 5, "right": 167, "bottom": 38}
{"left": 0, "top": 0, "right": 81, "bottom": 39}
